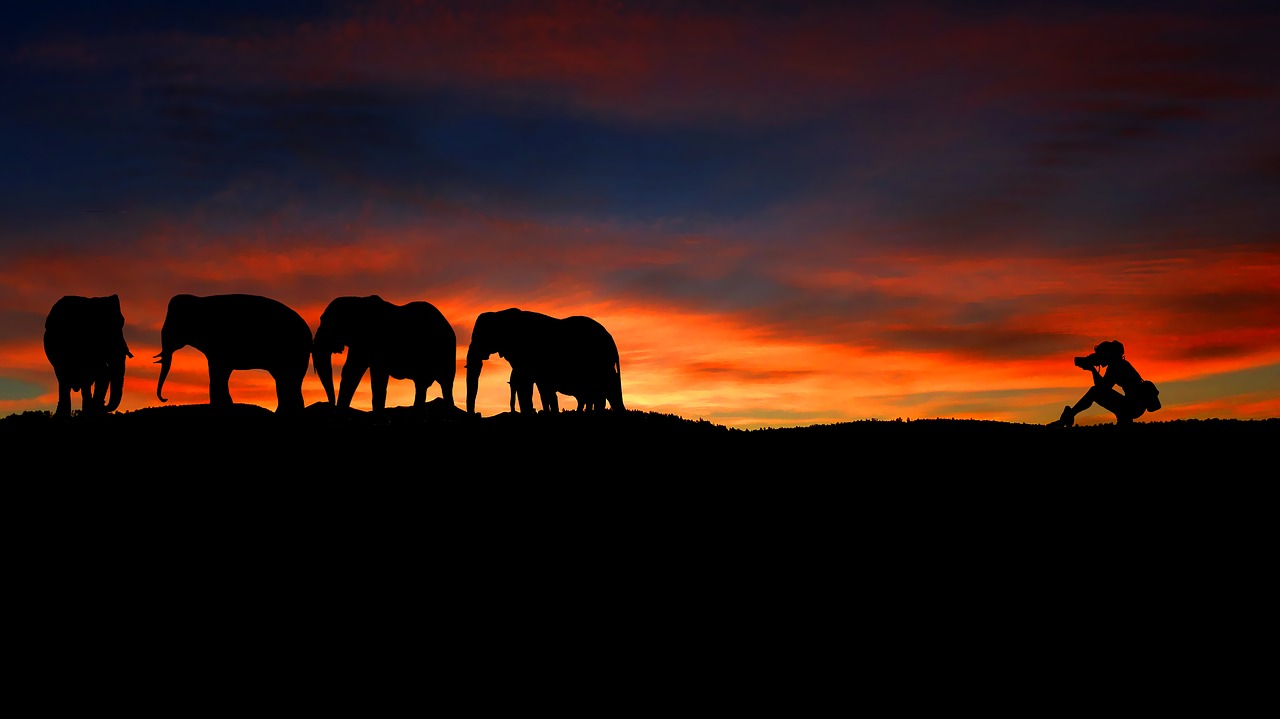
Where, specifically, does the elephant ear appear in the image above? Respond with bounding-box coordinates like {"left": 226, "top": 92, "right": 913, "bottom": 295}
{"left": 502, "top": 308, "right": 539, "bottom": 353}
{"left": 107, "top": 294, "right": 126, "bottom": 328}
{"left": 317, "top": 297, "right": 349, "bottom": 347}
{"left": 470, "top": 311, "right": 494, "bottom": 348}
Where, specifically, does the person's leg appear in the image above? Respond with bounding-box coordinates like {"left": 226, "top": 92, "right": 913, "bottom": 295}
{"left": 1114, "top": 398, "right": 1145, "bottom": 425}
{"left": 1048, "top": 395, "right": 1086, "bottom": 427}
{"left": 1082, "top": 386, "right": 1139, "bottom": 424}
{"left": 1069, "top": 386, "right": 1107, "bottom": 415}
{"left": 1051, "top": 386, "right": 1123, "bottom": 426}
{"left": 1047, "top": 404, "right": 1075, "bottom": 426}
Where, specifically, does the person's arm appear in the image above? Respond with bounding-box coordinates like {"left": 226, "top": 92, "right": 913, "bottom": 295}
{"left": 1091, "top": 365, "right": 1113, "bottom": 389}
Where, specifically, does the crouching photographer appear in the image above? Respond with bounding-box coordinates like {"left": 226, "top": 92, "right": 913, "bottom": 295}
{"left": 1048, "top": 340, "right": 1161, "bottom": 427}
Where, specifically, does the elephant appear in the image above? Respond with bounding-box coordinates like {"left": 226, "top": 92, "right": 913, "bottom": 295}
{"left": 43, "top": 294, "right": 134, "bottom": 418}
{"left": 466, "top": 308, "right": 624, "bottom": 416}
{"left": 312, "top": 295, "right": 457, "bottom": 412}
{"left": 154, "top": 294, "right": 313, "bottom": 414}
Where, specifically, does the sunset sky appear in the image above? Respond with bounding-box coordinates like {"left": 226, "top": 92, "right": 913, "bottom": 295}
{"left": 2, "top": 0, "right": 1277, "bottom": 428}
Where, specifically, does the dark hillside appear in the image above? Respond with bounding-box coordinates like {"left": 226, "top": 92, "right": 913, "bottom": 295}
{"left": 4, "top": 403, "right": 1270, "bottom": 674}
{"left": 4, "top": 402, "right": 1273, "bottom": 476}
{"left": 4, "top": 403, "right": 1272, "bottom": 512}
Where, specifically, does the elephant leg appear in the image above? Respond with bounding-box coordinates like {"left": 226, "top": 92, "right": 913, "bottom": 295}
{"left": 338, "top": 362, "right": 367, "bottom": 410}
{"left": 208, "top": 362, "right": 234, "bottom": 406}
{"left": 83, "top": 388, "right": 102, "bottom": 413}
{"left": 439, "top": 374, "right": 455, "bottom": 408}
{"left": 509, "top": 367, "right": 536, "bottom": 413}
{"left": 413, "top": 382, "right": 428, "bottom": 407}
{"left": 516, "top": 383, "right": 537, "bottom": 414}
{"left": 54, "top": 382, "right": 73, "bottom": 418}
{"left": 276, "top": 374, "right": 305, "bottom": 414}
{"left": 370, "top": 370, "right": 390, "bottom": 412}
{"left": 88, "top": 375, "right": 108, "bottom": 412}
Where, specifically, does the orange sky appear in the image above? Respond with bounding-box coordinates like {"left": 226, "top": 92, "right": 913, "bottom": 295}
{"left": 4, "top": 231, "right": 1277, "bottom": 427}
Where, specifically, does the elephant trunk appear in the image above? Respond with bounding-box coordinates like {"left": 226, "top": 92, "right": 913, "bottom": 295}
{"left": 154, "top": 350, "right": 172, "bottom": 403}
{"left": 611, "top": 362, "right": 625, "bottom": 412}
{"left": 105, "top": 341, "right": 133, "bottom": 413}
{"left": 465, "top": 348, "right": 485, "bottom": 414}
{"left": 104, "top": 360, "right": 125, "bottom": 413}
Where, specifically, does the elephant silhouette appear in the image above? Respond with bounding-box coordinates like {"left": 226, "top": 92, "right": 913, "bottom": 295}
{"left": 154, "top": 294, "right": 313, "bottom": 414}
{"left": 312, "top": 295, "right": 457, "bottom": 412}
{"left": 466, "top": 308, "right": 624, "bottom": 416}
{"left": 43, "top": 294, "right": 133, "bottom": 418}
{"left": 509, "top": 366, "right": 597, "bottom": 413}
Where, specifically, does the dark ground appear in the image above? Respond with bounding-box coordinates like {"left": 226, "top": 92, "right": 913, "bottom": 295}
{"left": 2, "top": 403, "right": 1271, "bottom": 699}
{"left": 4, "top": 401, "right": 1271, "bottom": 535}
{"left": 4, "top": 399, "right": 1272, "bottom": 474}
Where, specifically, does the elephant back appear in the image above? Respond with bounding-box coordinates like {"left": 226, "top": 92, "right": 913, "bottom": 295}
{"left": 387, "top": 300, "right": 458, "bottom": 376}
{"left": 558, "top": 316, "right": 619, "bottom": 362}
{"left": 46, "top": 294, "right": 123, "bottom": 330}
{"left": 45, "top": 295, "right": 126, "bottom": 355}
{"left": 401, "top": 301, "right": 455, "bottom": 337}
{"left": 171, "top": 294, "right": 312, "bottom": 370}
{"left": 544, "top": 315, "right": 622, "bottom": 405}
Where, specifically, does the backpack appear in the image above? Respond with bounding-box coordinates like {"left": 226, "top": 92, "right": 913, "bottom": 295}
{"left": 1140, "top": 380, "right": 1161, "bottom": 412}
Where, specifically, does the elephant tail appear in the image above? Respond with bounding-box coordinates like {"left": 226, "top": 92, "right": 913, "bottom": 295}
{"left": 610, "top": 360, "right": 625, "bottom": 411}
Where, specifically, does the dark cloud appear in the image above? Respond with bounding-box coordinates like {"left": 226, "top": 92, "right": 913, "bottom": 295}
{"left": 879, "top": 326, "right": 1082, "bottom": 360}
{"left": 1165, "top": 292, "right": 1280, "bottom": 333}
{"left": 0, "top": 310, "right": 46, "bottom": 345}
{"left": 681, "top": 362, "right": 816, "bottom": 384}
{"left": 1177, "top": 341, "right": 1261, "bottom": 361}
{"left": 1, "top": 0, "right": 334, "bottom": 42}
{"left": 0, "top": 378, "right": 44, "bottom": 402}
{"left": 608, "top": 263, "right": 918, "bottom": 347}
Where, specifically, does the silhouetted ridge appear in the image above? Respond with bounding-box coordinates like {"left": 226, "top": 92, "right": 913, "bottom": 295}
{"left": 5, "top": 407, "right": 1272, "bottom": 479}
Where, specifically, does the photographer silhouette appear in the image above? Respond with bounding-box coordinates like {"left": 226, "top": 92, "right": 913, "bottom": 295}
{"left": 1048, "top": 340, "right": 1160, "bottom": 427}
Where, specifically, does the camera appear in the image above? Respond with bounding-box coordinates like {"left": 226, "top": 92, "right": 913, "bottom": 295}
{"left": 1074, "top": 354, "right": 1099, "bottom": 369}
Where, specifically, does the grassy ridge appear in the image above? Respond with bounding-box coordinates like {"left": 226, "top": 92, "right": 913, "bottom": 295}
{"left": 4, "top": 401, "right": 1273, "bottom": 477}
